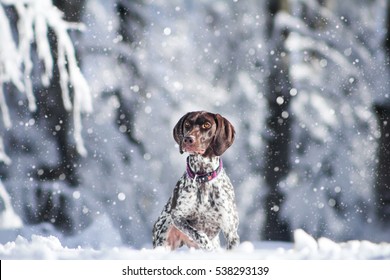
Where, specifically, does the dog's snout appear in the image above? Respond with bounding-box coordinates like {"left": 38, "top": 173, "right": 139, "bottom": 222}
{"left": 183, "top": 136, "right": 195, "bottom": 145}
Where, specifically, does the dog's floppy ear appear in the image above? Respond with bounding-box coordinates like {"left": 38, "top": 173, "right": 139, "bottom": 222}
{"left": 211, "top": 114, "right": 235, "bottom": 156}
{"left": 173, "top": 112, "right": 191, "bottom": 153}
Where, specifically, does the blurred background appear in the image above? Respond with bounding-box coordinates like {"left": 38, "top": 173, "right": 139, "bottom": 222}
{"left": 0, "top": 0, "right": 390, "bottom": 248}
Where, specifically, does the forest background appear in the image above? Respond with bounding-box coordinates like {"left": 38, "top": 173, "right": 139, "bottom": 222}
{"left": 0, "top": 0, "right": 390, "bottom": 248}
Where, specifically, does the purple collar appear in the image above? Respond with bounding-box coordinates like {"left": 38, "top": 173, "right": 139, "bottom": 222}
{"left": 186, "top": 156, "right": 223, "bottom": 183}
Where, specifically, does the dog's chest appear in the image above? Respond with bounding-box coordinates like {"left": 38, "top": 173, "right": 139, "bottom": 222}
{"left": 182, "top": 178, "right": 227, "bottom": 236}
{"left": 185, "top": 177, "right": 228, "bottom": 217}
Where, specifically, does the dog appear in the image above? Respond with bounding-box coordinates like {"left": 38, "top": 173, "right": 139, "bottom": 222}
{"left": 152, "top": 111, "right": 239, "bottom": 250}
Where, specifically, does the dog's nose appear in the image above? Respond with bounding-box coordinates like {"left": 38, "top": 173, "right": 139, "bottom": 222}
{"left": 183, "top": 136, "right": 195, "bottom": 145}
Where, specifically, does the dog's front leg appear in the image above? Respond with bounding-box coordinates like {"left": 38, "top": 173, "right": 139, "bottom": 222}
{"left": 224, "top": 231, "right": 240, "bottom": 250}
{"left": 221, "top": 207, "right": 240, "bottom": 250}
{"left": 171, "top": 214, "right": 214, "bottom": 251}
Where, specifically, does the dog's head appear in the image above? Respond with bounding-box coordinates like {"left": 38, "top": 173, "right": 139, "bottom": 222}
{"left": 173, "top": 111, "right": 235, "bottom": 157}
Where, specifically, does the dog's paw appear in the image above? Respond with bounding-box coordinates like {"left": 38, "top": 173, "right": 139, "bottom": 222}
{"left": 196, "top": 232, "right": 215, "bottom": 251}
{"left": 200, "top": 241, "right": 214, "bottom": 251}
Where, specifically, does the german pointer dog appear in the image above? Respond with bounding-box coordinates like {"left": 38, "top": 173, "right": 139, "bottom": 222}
{"left": 152, "top": 111, "right": 239, "bottom": 250}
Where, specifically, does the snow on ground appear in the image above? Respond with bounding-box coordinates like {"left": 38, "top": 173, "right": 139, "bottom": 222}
{"left": 1, "top": 228, "right": 390, "bottom": 260}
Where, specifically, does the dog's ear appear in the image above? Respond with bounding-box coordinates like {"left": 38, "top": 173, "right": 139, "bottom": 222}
{"left": 173, "top": 112, "right": 191, "bottom": 153}
{"left": 211, "top": 114, "right": 235, "bottom": 156}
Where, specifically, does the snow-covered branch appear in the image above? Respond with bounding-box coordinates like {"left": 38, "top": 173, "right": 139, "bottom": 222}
{"left": 0, "top": 179, "right": 22, "bottom": 228}
{"left": 274, "top": 0, "right": 384, "bottom": 89}
{"left": 0, "top": 137, "right": 11, "bottom": 165}
{"left": 274, "top": 10, "right": 372, "bottom": 70}
{"left": 0, "top": 0, "right": 92, "bottom": 158}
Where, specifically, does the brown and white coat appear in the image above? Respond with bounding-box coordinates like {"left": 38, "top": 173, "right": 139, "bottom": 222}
{"left": 152, "top": 111, "right": 239, "bottom": 250}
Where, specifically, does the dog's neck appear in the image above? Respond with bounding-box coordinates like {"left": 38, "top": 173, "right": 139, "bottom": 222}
{"left": 187, "top": 154, "right": 220, "bottom": 174}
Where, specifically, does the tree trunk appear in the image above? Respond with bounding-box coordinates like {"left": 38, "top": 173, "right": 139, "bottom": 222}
{"left": 262, "top": 0, "right": 291, "bottom": 241}
{"left": 373, "top": 1, "right": 390, "bottom": 223}
{"left": 374, "top": 104, "right": 390, "bottom": 222}
{"left": 24, "top": 0, "right": 90, "bottom": 234}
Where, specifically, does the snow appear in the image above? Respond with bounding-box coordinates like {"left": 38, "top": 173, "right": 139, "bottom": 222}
{"left": 0, "top": 182, "right": 23, "bottom": 229}
{"left": 1, "top": 228, "right": 389, "bottom": 260}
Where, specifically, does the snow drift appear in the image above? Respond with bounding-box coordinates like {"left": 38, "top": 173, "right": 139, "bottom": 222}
{"left": 1, "top": 229, "right": 390, "bottom": 260}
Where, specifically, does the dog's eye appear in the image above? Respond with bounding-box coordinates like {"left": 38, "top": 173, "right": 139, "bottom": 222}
{"left": 202, "top": 122, "right": 211, "bottom": 129}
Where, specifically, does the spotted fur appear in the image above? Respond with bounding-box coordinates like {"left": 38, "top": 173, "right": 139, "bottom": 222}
{"left": 152, "top": 111, "right": 239, "bottom": 250}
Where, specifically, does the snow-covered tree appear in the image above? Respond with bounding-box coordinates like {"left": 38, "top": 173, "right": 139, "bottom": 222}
{"left": 273, "top": 0, "right": 386, "bottom": 240}
{"left": 0, "top": 0, "right": 92, "bottom": 233}
{"left": 0, "top": 0, "right": 92, "bottom": 157}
